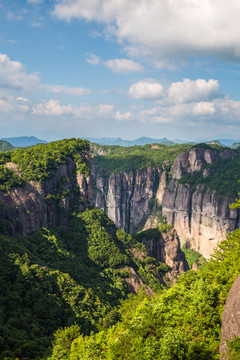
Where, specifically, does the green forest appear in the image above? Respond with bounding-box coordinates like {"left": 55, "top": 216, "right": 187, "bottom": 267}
{"left": 0, "top": 138, "right": 240, "bottom": 359}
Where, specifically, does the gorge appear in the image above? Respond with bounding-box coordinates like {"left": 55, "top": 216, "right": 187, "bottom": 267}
{"left": 93, "top": 144, "right": 240, "bottom": 258}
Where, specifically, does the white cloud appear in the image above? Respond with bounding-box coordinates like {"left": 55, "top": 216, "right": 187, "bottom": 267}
{"left": 53, "top": 0, "right": 240, "bottom": 61}
{"left": 86, "top": 53, "right": 101, "bottom": 65}
{"left": 168, "top": 79, "right": 221, "bottom": 103}
{"left": 0, "top": 53, "right": 40, "bottom": 91}
{"left": 0, "top": 95, "right": 30, "bottom": 113}
{"left": 114, "top": 111, "right": 133, "bottom": 121}
{"left": 32, "top": 99, "right": 114, "bottom": 118}
{"left": 32, "top": 99, "right": 72, "bottom": 116}
{"left": 192, "top": 102, "right": 216, "bottom": 116}
{"left": 103, "top": 59, "right": 144, "bottom": 73}
{"left": 45, "top": 84, "right": 92, "bottom": 96}
{"left": 129, "top": 79, "right": 164, "bottom": 99}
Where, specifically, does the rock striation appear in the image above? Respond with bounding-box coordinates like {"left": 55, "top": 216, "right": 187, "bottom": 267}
{"left": 93, "top": 147, "right": 239, "bottom": 258}
{"left": 93, "top": 166, "right": 161, "bottom": 233}
{"left": 162, "top": 148, "right": 238, "bottom": 258}
{"left": 0, "top": 157, "right": 92, "bottom": 238}
{"left": 142, "top": 228, "right": 189, "bottom": 279}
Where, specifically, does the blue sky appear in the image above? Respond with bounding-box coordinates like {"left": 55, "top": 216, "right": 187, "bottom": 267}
{"left": 1, "top": 0, "right": 240, "bottom": 141}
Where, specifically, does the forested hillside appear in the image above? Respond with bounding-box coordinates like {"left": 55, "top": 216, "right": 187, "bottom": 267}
{"left": 48, "top": 228, "right": 240, "bottom": 360}
{"left": 0, "top": 138, "right": 240, "bottom": 359}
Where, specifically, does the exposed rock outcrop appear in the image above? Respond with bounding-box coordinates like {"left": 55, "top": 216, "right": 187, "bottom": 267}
{"left": 93, "top": 147, "right": 239, "bottom": 259}
{"left": 141, "top": 228, "right": 189, "bottom": 279}
{"left": 0, "top": 157, "right": 92, "bottom": 237}
{"left": 220, "top": 274, "right": 240, "bottom": 359}
{"left": 162, "top": 148, "right": 238, "bottom": 259}
{"left": 93, "top": 166, "right": 162, "bottom": 233}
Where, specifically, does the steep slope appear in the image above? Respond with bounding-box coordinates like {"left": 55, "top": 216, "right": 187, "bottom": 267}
{"left": 0, "top": 138, "right": 188, "bottom": 360}
{"left": 92, "top": 144, "right": 240, "bottom": 258}
{"left": 0, "top": 138, "right": 92, "bottom": 237}
{"left": 48, "top": 228, "right": 240, "bottom": 360}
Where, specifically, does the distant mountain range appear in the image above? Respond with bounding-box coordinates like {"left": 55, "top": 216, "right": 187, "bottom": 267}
{"left": 85, "top": 136, "right": 240, "bottom": 147}
{"left": 85, "top": 136, "right": 191, "bottom": 146}
{"left": 1, "top": 135, "right": 240, "bottom": 149}
{"left": 1, "top": 136, "right": 47, "bottom": 147}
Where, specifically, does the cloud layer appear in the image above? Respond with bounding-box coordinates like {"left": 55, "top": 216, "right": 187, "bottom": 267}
{"left": 53, "top": 0, "right": 240, "bottom": 61}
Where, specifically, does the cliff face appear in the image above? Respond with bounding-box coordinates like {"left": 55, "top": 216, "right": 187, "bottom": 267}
{"left": 220, "top": 274, "right": 240, "bottom": 359}
{"left": 93, "top": 166, "right": 161, "bottom": 233}
{"left": 142, "top": 228, "right": 189, "bottom": 279}
{"left": 0, "top": 157, "right": 92, "bottom": 238}
{"left": 162, "top": 148, "right": 238, "bottom": 258}
{"left": 93, "top": 147, "right": 239, "bottom": 258}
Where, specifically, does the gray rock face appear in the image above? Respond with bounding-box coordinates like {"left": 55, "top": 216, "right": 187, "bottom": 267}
{"left": 0, "top": 157, "right": 92, "bottom": 237}
{"left": 142, "top": 229, "right": 189, "bottom": 276}
{"left": 162, "top": 148, "right": 238, "bottom": 258}
{"left": 93, "top": 147, "right": 239, "bottom": 259}
{"left": 220, "top": 274, "right": 240, "bottom": 359}
{"left": 93, "top": 166, "right": 162, "bottom": 233}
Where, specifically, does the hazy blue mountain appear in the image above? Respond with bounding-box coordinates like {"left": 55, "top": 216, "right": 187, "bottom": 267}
{"left": 217, "top": 138, "right": 240, "bottom": 146}
{"left": 86, "top": 136, "right": 175, "bottom": 146}
{"left": 1, "top": 136, "right": 47, "bottom": 147}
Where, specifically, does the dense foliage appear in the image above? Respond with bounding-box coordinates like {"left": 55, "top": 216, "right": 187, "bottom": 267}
{"left": 178, "top": 149, "right": 240, "bottom": 196}
{"left": 11, "top": 138, "right": 90, "bottom": 182}
{"left": 0, "top": 165, "right": 24, "bottom": 192}
{"left": 0, "top": 138, "right": 90, "bottom": 187}
{"left": 181, "top": 245, "right": 206, "bottom": 270}
{"left": 0, "top": 208, "right": 167, "bottom": 360}
{"left": 93, "top": 143, "right": 192, "bottom": 175}
{"left": 49, "top": 229, "right": 240, "bottom": 359}
{"left": 0, "top": 140, "right": 14, "bottom": 152}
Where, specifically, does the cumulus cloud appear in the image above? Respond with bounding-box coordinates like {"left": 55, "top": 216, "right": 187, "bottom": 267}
{"left": 0, "top": 53, "right": 93, "bottom": 97}
{"left": 32, "top": 99, "right": 72, "bottom": 116}
{"left": 53, "top": 0, "right": 240, "bottom": 61}
{"left": 168, "top": 79, "right": 221, "bottom": 103}
{"left": 103, "top": 59, "right": 144, "bottom": 73}
{"left": 192, "top": 102, "right": 216, "bottom": 116}
{"left": 45, "top": 84, "right": 92, "bottom": 96}
{"left": 86, "top": 53, "right": 101, "bottom": 65}
{"left": 0, "top": 53, "right": 40, "bottom": 91}
{"left": 129, "top": 79, "right": 164, "bottom": 99}
{"left": 114, "top": 111, "right": 133, "bottom": 121}
{"left": 0, "top": 95, "right": 31, "bottom": 113}
{"left": 32, "top": 99, "right": 114, "bottom": 118}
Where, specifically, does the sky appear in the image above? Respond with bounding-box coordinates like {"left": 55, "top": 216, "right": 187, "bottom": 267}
{"left": 1, "top": 0, "right": 240, "bottom": 142}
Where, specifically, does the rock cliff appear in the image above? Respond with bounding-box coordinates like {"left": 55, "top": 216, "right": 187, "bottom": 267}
{"left": 162, "top": 148, "right": 239, "bottom": 258}
{"left": 220, "top": 274, "right": 240, "bottom": 359}
{"left": 141, "top": 228, "right": 189, "bottom": 280}
{"left": 93, "top": 166, "right": 161, "bottom": 233}
{"left": 93, "top": 147, "right": 239, "bottom": 258}
{"left": 0, "top": 157, "right": 92, "bottom": 237}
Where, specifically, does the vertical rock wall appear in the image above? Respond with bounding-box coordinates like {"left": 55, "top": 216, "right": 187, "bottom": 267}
{"left": 93, "top": 147, "right": 239, "bottom": 258}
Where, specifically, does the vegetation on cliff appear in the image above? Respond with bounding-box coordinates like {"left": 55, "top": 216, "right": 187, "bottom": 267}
{"left": 0, "top": 208, "right": 169, "bottom": 360}
{"left": 0, "top": 138, "right": 90, "bottom": 187}
{"left": 49, "top": 228, "right": 240, "bottom": 359}
{"left": 178, "top": 153, "right": 240, "bottom": 196}
{"left": 93, "top": 143, "right": 192, "bottom": 175}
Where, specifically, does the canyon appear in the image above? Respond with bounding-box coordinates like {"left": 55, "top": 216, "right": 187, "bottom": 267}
{"left": 93, "top": 147, "right": 239, "bottom": 259}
